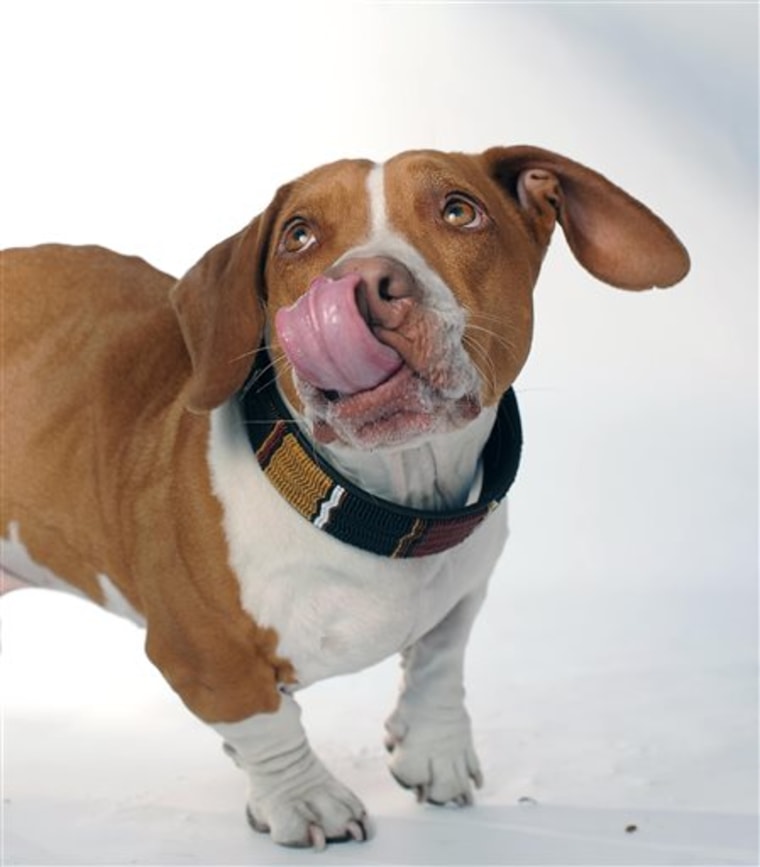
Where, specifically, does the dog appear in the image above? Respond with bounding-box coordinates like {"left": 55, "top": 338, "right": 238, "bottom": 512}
{"left": 0, "top": 146, "right": 689, "bottom": 849}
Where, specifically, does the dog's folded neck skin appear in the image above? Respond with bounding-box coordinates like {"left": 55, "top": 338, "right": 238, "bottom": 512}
{"left": 280, "top": 385, "right": 497, "bottom": 511}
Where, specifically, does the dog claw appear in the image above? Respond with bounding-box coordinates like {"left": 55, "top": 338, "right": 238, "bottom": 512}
{"left": 222, "top": 741, "right": 241, "bottom": 767}
{"left": 347, "top": 819, "right": 367, "bottom": 842}
{"left": 308, "top": 824, "right": 327, "bottom": 851}
{"left": 247, "top": 805, "right": 368, "bottom": 849}
{"left": 245, "top": 806, "right": 270, "bottom": 835}
{"left": 391, "top": 764, "right": 478, "bottom": 808}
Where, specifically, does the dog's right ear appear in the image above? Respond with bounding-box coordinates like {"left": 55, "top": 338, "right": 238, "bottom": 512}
{"left": 171, "top": 193, "right": 286, "bottom": 413}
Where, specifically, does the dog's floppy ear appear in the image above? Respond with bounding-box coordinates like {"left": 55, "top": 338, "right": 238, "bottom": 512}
{"left": 482, "top": 145, "right": 690, "bottom": 290}
{"left": 171, "top": 195, "right": 285, "bottom": 413}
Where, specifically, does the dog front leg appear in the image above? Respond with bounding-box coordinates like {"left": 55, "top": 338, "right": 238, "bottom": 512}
{"left": 385, "top": 585, "right": 488, "bottom": 806}
{"left": 214, "top": 694, "right": 370, "bottom": 849}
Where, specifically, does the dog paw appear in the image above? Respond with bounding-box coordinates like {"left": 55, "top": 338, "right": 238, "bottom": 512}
{"left": 245, "top": 778, "right": 372, "bottom": 850}
{"left": 384, "top": 713, "right": 483, "bottom": 806}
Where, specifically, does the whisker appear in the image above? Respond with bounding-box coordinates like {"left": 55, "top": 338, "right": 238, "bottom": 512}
{"left": 256, "top": 351, "right": 287, "bottom": 381}
{"left": 464, "top": 323, "right": 516, "bottom": 355}
{"left": 237, "top": 346, "right": 291, "bottom": 402}
{"left": 464, "top": 313, "right": 528, "bottom": 365}
{"left": 461, "top": 302, "right": 523, "bottom": 359}
{"left": 460, "top": 303, "right": 507, "bottom": 325}
{"left": 464, "top": 310, "right": 507, "bottom": 326}
{"left": 228, "top": 343, "right": 271, "bottom": 365}
{"left": 463, "top": 333, "right": 497, "bottom": 397}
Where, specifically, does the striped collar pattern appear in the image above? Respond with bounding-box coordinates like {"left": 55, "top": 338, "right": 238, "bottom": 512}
{"left": 240, "top": 359, "right": 522, "bottom": 559}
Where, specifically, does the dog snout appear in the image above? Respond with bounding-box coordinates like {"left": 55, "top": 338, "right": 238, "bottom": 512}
{"left": 329, "top": 257, "right": 419, "bottom": 332}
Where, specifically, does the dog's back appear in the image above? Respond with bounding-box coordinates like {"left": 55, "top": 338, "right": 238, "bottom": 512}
{"left": 1, "top": 245, "right": 185, "bottom": 604}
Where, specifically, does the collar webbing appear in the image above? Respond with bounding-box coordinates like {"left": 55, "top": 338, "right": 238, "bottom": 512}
{"left": 239, "top": 359, "right": 522, "bottom": 558}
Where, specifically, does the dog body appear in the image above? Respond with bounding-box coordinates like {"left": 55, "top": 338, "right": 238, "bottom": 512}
{"left": 0, "top": 147, "right": 689, "bottom": 848}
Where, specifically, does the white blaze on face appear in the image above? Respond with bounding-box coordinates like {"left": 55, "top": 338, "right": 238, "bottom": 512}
{"left": 332, "top": 163, "right": 480, "bottom": 401}
{"left": 367, "top": 162, "right": 388, "bottom": 237}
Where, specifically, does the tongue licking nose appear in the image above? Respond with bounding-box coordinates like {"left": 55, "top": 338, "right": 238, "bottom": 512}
{"left": 275, "top": 274, "right": 403, "bottom": 395}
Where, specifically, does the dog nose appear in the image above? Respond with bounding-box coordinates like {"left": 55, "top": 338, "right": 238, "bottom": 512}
{"left": 329, "top": 257, "right": 419, "bottom": 331}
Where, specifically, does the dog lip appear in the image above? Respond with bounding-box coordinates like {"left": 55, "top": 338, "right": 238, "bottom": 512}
{"left": 324, "top": 364, "right": 479, "bottom": 424}
{"left": 327, "top": 364, "right": 414, "bottom": 414}
{"left": 313, "top": 366, "right": 433, "bottom": 445}
{"left": 307, "top": 364, "right": 482, "bottom": 448}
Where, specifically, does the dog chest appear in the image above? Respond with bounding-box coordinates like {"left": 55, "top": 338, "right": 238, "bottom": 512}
{"left": 208, "top": 401, "right": 508, "bottom": 688}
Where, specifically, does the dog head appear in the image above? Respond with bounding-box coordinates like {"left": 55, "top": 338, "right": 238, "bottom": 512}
{"left": 171, "top": 146, "right": 689, "bottom": 448}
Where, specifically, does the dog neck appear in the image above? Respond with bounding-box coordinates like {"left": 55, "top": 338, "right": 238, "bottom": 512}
{"left": 309, "top": 407, "right": 497, "bottom": 512}
{"left": 240, "top": 365, "right": 521, "bottom": 558}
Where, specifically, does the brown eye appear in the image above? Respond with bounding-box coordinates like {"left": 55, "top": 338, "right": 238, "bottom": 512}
{"left": 280, "top": 219, "right": 317, "bottom": 254}
{"left": 442, "top": 195, "right": 485, "bottom": 229}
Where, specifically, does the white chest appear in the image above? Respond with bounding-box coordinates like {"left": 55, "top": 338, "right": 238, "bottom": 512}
{"left": 207, "top": 402, "right": 508, "bottom": 688}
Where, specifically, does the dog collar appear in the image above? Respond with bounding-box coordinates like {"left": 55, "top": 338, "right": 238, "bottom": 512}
{"left": 239, "top": 358, "right": 522, "bottom": 559}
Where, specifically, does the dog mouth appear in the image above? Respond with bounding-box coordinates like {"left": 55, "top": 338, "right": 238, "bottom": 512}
{"left": 275, "top": 273, "right": 404, "bottom": 397}
{"left": 301, "top": 365, "right": 480, "bottom": 448}
{"left": 275, "top": 271, "right": 481, "bottom": 448}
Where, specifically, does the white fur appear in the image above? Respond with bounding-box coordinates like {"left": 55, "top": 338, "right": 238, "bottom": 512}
{"left": 208, "top": 400, "right": 507, "bottom": 688}
{"left": 384, "top": 584, "right": 489, "bottom": 805}
{"left": 214, "top": 695, "right": 368, "bottom": 848}
{"left": 208, "top": 398, "right": 507, "bottom": 842}
{"left": 317, "top": 409, "right": 495, "bottom": 511}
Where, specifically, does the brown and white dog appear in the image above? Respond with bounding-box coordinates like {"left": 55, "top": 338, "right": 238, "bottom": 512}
{"left": 0, "top": 146, "right": 689, "bottom": 849}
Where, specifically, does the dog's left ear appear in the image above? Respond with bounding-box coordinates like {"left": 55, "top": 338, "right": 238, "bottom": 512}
{"left": 482, "top": 145, "right": 690, "bottom": 290}
{"left": 171, "top": 194, "right": 285, "bottom": 413}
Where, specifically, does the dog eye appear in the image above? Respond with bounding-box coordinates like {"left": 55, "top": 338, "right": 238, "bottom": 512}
{"left": 442, "top": 195, "right": 485, "bottom": 229}
{"left": 280, "top": 219, "right": 317, "bottom": 254}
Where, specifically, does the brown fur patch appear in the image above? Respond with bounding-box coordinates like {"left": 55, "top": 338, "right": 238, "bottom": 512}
{"left": 1, "top": 245, "right": 293, "bottom": 723}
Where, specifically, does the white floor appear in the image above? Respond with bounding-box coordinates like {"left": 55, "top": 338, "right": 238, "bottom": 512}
{"left": 2, "top": 562, "right": 757, "bottom": 865}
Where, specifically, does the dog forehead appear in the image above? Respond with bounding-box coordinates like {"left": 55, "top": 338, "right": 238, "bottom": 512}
{"left": 280, "top": 158, "right": 374, "bottom": 216}
{"left": 383, "top": 150, "right": 491, "bottom": 200}
{"left": 278, "top": 151, "right": 489, "bottom": 218}
{"left": 267, "top": 158, "right": 375, "bottom": 252}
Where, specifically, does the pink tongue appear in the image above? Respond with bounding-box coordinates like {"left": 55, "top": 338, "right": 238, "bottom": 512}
{"left": 275, "top": 274, "right": 403, "bottom": 395}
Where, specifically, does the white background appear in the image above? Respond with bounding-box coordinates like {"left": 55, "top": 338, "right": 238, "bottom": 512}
{"left": 1, "top": 1, "right": 757, "bottom": 865}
